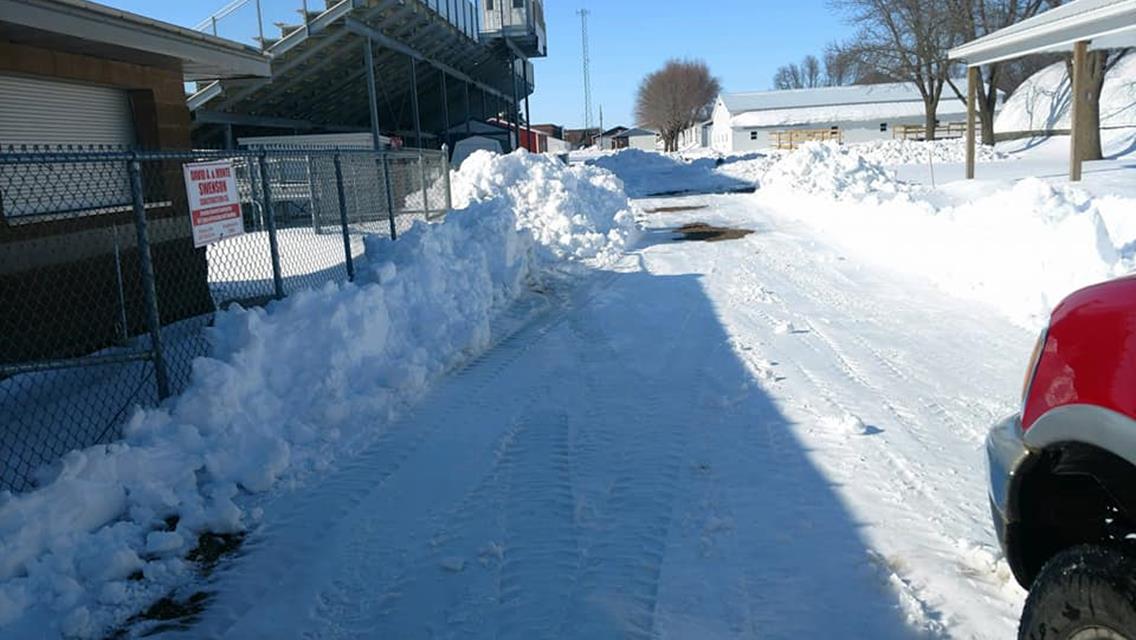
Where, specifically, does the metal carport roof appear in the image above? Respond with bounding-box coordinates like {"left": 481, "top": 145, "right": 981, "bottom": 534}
{"left": 949, "top": 0, "right": 1136, "bottom": 66}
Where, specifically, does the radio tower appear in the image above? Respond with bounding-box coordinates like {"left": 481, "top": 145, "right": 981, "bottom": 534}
{"left": 578, "top": 8, "right": 594, "bottom": 131}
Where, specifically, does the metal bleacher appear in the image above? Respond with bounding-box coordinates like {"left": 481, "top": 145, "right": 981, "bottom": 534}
{"left": 188, "top": 0, "right": 535, "bottom": 147}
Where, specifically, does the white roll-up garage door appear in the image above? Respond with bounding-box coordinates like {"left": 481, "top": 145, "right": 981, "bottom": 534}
{"left": 0, "top": 74, "right": 136, "bottom": 220}
{"left": 0, "top": 74, "right": 135, "bottom": 149}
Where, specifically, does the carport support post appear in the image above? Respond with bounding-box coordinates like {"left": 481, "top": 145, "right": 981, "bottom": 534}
{"left": 965, "top": 66, "right": 977, "bottom": 180}
{"left": 410, "top": 57, "right": 423, "bottom": 149}
{"left": 1070, "top": 40, "right": 1089, "bottom": 182}
{"left": 364, "top": 37, "right": 382, "bottom": 150}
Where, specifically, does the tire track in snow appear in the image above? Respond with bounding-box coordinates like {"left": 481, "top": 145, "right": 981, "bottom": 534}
{"left": 494, "top": 409, "right": 579, "bottom": 639}
{"left": 182, "top": 272, "right": 622, "bottom": 639}
{"left": 555, "top": 298, "right": 691, "bottom": 639}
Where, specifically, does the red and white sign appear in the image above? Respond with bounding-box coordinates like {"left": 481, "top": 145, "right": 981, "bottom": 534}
{"left": 184, "top": 160, "right": 243, "bottom": 248}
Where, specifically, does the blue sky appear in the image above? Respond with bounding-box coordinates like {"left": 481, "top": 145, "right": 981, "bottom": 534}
{"left": 101, "top": 0, "right": 850, "bottom": 129}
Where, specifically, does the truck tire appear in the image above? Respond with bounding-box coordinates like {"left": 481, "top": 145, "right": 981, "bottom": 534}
{"left": 1020, "top": 544, "right": 1136, "bottom": 640}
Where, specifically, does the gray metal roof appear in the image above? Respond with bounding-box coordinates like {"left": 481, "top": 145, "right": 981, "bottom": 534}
{"left": 614, "top": 128, "right": 657, "bottom": 138}
{"left": 0, "top": 0, "right": 271, "bottom": 80}
{"left": 950, "top": 0, "right": 1136, "bottom": 66}
{"left": 719, "top": 82, "right": 945, "bottom": 115}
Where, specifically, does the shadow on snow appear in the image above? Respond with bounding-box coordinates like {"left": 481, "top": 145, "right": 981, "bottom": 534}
{"left": 172, "top": 266, "right": 930, "bottom": 639}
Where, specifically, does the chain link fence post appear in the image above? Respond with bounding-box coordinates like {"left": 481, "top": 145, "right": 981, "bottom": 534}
{"left": 127, "top": 155, "right": 170, "bottom": 401}
{"left": 418, "top": 150, "right": 429, "bottom": 216}
{"left": 258, "top": 152, "right": 285, "bottom": 299}
{"left": 333, "top": 153, "right": 355, "bottom": 282}
{"left": 382, "top": 153, "right": 398, "bottom": 240}
{"left": 441, "top": 144, "right": 452, "bottom": 213}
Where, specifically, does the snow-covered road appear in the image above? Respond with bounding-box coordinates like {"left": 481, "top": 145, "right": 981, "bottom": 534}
{"left": 175, "top": 193, "right": 1033, "bottom": 639}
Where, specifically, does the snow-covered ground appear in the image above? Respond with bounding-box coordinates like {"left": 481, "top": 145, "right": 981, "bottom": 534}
{"left": 3, "top": 126, "right": 1135, "bottom": 638}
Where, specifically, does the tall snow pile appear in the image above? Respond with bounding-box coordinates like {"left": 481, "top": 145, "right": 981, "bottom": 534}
{"left": 996, "top": 55, "right": 1136, "bottom": 132}
{"left": 850, "top": 138, "right": 1011, "bottom": 165}
{"left": 755, "top": 146, "right": 1134, "bottom": 326}
{"left": 452, "top": 150, "right": 637, "bottom": 263}
{"left": 761, "top": 142, "right": 906, "bottom": 200}
{"left": 0, "top": 151, "right": 635, "bottom": 639}
{"left": 585, "top": 148, "right": 752, "bottom": 197}
{"left": 713, "top": 151, "right": 784, "bottom": 185}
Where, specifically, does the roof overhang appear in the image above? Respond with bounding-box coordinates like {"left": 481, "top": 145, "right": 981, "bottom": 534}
{"left": 0, "top": 0, "right": 271, "bottom": 80}
{"left": 950, "top": 0, "right": 1136, "bottom": 66}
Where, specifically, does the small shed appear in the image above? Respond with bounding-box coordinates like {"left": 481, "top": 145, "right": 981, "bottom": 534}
{"left": 950, "top": 0, "right": 1136, "bottom": 181}
{"left": 594, "top": 126, "right": 629, "bottom": 150}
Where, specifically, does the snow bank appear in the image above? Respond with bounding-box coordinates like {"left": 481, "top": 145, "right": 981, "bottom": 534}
{"left": 713, "top": 151, "right": 783, "bottom": 185}
{"left": 0, "top": 151, "right": 635, "bottom": 638}
{"left": 756, "top": 145, "right": 1134, "bottom": 326}
{"left": 452, "top": 150, "right": 637, "bottom": 263}
{"left": 761, "top": 142, "right": 906, "bottom": 199}
{"left": 849, "top": 138, "right": 1011, "bottom": 165}
{"left": 997, "top": 56, "right": 1136, "bottom": 132}
{"left": 586, "top": 148, "right": 752, "bottom": 197}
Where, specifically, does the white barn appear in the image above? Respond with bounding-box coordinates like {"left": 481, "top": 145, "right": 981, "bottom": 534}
{"left": 710, "top": 82, "right": 977, "bottom": 153}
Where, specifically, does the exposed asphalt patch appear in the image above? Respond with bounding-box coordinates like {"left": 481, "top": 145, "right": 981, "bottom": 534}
{"left": 673, "top": 223, "right": 755, "bottom": 243}
{"left": 644, "top": 205, "right": 709, "bottom": 214}
{"left": 646, "top": 185, "right": 757, "bottom": 198}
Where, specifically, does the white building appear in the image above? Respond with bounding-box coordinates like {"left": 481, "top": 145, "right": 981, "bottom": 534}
{"left": 679, "top": 121, "right": 712, "bottom": 150}
{"left": 613, "top": 128, "right": 660, "bottom": 151}
{"left": 710, "top": 82, "right": 977, "bottom": 153}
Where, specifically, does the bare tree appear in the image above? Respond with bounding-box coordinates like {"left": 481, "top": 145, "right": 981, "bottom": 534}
{"left": 945, "top": 0, "right": 1058, "bottom": 145}
{"left": 803, "top": 55, "right": 823, "bottom": 87}
{"left": 773, "top": 55, "right": 827, "bottom": 89}
{"left": 823, "top": 45, "right": 855, "bottom": 86}
{"left": 635, "top": 59, "right": 721, "bottom": 152}
{"left": 832, "top": 0, "right": 958, "bottom": 139}
{"left": 773, "top": 63, "right": 803, "bottom": 89}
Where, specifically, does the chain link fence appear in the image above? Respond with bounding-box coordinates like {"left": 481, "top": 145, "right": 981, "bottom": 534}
{"left": 0, "top": 145, "right": 451, "bottom": 492}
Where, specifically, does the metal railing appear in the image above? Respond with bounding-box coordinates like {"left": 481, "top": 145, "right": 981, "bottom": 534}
{"left": 0, "top": 145, "right": 451, "bottom": 492}
{"left": 194, "top": 0, "right": 481, "bottom": 50}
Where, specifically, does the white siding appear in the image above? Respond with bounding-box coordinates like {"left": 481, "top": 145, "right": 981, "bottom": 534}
{"left": 0, "top": 74, "right": 136, "bottom": 220}
{"left": 711, "top": 99, "right": 734, "bottom": 153}
{"left": 627, "top": 134, "right": 659, "bottom": 151}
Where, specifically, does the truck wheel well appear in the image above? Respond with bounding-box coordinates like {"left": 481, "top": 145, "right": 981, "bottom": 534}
{"left": 1012, "top": 442, "right": 1136, "bottom": 587}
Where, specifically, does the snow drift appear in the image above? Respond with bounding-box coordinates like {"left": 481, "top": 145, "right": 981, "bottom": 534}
{"left": 756, "top": 142, "right": 1135, "bottom": 327}
{"left": 849, "top": 138, "right": 1011, "bottom": 165}
{"left": 761, "top": 141, "right": 906, "bottom": 199}
{"left": 0, "top": 151, "right": 636, "bottom": 638}
{"left": 996, "top": 55, "right": 1136, "bottom": 132}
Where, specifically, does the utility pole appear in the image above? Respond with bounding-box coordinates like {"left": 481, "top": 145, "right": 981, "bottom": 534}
{"left": 577, "top": 8, "right": 594, "bottom": 131}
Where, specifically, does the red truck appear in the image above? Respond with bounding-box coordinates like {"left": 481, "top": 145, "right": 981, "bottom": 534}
{"left": 988, "top": 275, "right": 1136, "bottom": 639}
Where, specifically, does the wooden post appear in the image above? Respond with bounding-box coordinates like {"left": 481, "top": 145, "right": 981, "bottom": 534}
{"left": 1070, "top": 40, "right": 1088, "bottom": 182}
{"left": 966, "top": 66, "right": 978, "bottom": 180}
